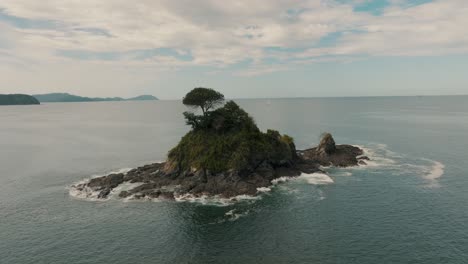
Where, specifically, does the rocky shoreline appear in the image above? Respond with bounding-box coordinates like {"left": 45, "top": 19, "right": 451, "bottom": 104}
{"left": 71, "top": 134, "right": 369, "bottom": 201}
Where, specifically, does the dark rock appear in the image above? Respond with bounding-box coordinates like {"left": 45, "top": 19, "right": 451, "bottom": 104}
{"left": 119, "top": 191, "right": 131, "bottom": 198}
{"left": 159, "top": 192, "right": 175, "bottom": 200}
{"left": 98, "top": 188, "right": 111, "bottom": 199}
{"left": 300, "top": 144, "right": 363, "bottom": 167}
{"left": 299, "top": 134, "right": 364, "bottom": 167}
{"left": 88, "top": 173, "right": 124, "bottom": 189}
{"left": 317, "top": 133, "right": 336, "bottom": 156}
{"left": 134, "top": 193, "right": 145, "bottom": 199}
{"left": 142, "top": 190, "right": 161, "bottom": 199}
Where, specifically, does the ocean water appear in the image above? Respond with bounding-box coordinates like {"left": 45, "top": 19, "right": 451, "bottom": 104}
{"left": 1, "top": 96, "right": 467, "bottom": 263}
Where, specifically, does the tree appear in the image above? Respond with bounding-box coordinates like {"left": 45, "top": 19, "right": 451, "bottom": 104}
{"left": 182, "top": 87, "right": 224, "bottom": 116}
{"left": 183, "top": 111, "right": 200, "bottom": 128}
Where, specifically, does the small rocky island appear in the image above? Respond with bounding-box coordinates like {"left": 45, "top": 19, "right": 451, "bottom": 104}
{"left": 72, "top": 88, "right": 368, "bottom": 200}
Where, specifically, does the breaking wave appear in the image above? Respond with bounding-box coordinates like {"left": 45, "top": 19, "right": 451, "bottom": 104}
{"left": 422, "top": 161, "right": 445, "bottom": 188}
{"left": 272, "top": 172, "right": 333, "bottom": 185}
{"left": 355, "top": 143, "right": 398, "bottom": 168}
{"left": 271, "top": 176, "right": 293, "bottom": 185}
{"left": 425, "top": 161, "right": 445, "bottom": 181}
{"left": 174, "top": 193, "right": 260, "bottom": 207}
{"left": 224, "top": 209, "right": 251, "bottom": 221}
{"left": 68, "top": 181, "right": 102, "bottom": 201}
{"left": 334, "top": 171, "right": 352, "bottom": 176}
{"left": 68, "top": 168, "right": 133, "bottom": 201}
{"left": 297, "top": 173, "right": 334, "bottom": 185}
{"left": 352, "top": 143, "right": 445, "bottom": 187}
{"left": 256, "top": 187, "right": 272, "bottom": 193}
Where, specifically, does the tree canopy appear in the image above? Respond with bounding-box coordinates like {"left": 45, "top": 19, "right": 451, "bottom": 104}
{"left": 182, "top": 87, "right": 224, "bottom": 115}
{"left": 183, "top": 100, "right": 258, "bottom": 131}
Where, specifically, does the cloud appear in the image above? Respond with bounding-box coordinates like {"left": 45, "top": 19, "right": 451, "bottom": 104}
{"left": 299, "top": 0, "right": 468, "bottom": 57}
{"left": 0, "top": 1, "right": 365, "bottom": 65}
{"left": 0, "top": 0, "right": 467, "bottom": 96}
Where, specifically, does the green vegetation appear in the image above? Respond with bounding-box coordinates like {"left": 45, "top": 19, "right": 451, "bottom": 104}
{"left": 0, "top": 94, "right": 40, "bottom": 105}
{"left": 182, "top": 87, "right": 224, "bottom": 116}
{"left": 168, "top": 88, "right": 296, "bottom": 173}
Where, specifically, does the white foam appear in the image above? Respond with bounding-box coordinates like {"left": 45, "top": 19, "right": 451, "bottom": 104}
{"left": 108, "top": 167, "right": 133, "bottom": 175}
{"left": 317, "top": 189, "right": 326, "bottom": 201}
{"left": 123, "top": 194, "right": 162, "bottom": 203}
{"left": 297, "top": 173, "right": 334, "bottom": 185}
{"left": 425, "top": 161, "right": 445, "bottom": 180}
{"left": 333, "top": 171, "right": 352, "bottom": 177}
{"left": 271, "top": 176, "right": 294, "bottom": 184}
{"left": 271, "top": 173, "right": 333, "bottom": 185}
{"left": 68, "top": 167, "right": 133, "bottom": 201}
{"left": 354, "top": 145, "right": 397, "bottom": 168}
{"left": 256, "top": 187, "right": 271, "bottom": 193}
{"left": 356, "top": 144, "right": 446, "bottom": 188}
{"left": 68, "top": 182, "right": 103, "bottom": 201}
{"left": 421, "top": 161, "right": 445, "bottom": 188}
{"left": 174, "top": 193, "right": 260, "bottom": 206}
{"left": 108, "top": 181, "right": 145, "bottom": 199}
{"left": 225, "top": 209, "right": 250, "bottom": 221}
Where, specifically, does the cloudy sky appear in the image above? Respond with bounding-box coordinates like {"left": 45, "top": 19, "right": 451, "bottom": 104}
{"left": 0, "top": 0, "right": 467, "bottom": 99}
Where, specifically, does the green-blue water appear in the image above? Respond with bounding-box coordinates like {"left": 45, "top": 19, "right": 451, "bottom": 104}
{"left": 1, "top": 96, "right": 467, "bottom": 263}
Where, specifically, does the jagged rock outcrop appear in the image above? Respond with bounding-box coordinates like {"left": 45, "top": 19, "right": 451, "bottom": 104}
{"left": 317, "top": 133, "right": 336, "bottom": 156}
{"left": 298, "top": 133, "right": 368, "bottom": 167}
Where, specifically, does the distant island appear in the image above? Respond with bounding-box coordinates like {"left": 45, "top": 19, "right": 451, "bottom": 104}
{"left": 0, "top": 94, "right": 40, "bottom": 105}
{"left": 33, "top": 93, "right": 158, "bottom": 103}
{"left": 72, "top": 88, "right": 369, "bottom": 200}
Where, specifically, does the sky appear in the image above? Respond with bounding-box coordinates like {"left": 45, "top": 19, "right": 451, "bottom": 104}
{"left": 0, "top": 0, "right": 467, "bottom": 99}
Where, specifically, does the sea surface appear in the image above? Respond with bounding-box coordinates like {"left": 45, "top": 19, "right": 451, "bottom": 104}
{"left": 1, "top": 96, "right": 468, "bottom": 264}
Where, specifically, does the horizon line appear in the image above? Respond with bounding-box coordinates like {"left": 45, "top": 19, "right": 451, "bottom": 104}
{"left": 159, "top": 93, "right": 468, "bottom": 101}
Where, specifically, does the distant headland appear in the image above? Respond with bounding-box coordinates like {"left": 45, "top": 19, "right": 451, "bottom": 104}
{"left": 33, "top": 93, "right": 158, "bottom": 103}
{"left": 0, "top": 94, "right": 40, "bottom": 105}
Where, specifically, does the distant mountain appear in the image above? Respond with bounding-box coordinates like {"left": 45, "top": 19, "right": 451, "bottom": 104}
{"left": 33, "top": 93, "right": 158, "bottom": 103}
{"left": 0, "top": 94, "right": 40, "bottom": 105}
{"left": 127, "top": 95, "right": 158, "bottom": 101}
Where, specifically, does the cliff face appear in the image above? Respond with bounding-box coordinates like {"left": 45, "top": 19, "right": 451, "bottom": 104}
{"left": 0, "top": 94, "right": 40, "bottom": 105}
